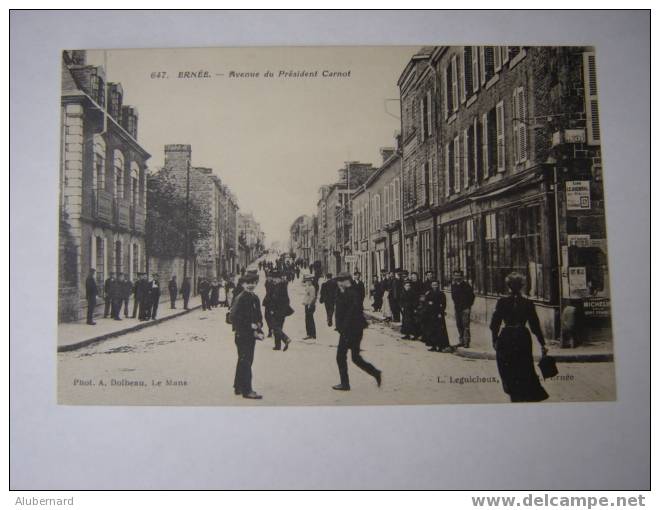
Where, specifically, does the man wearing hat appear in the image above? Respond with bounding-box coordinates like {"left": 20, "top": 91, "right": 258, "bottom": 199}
{"left": 137, "top": 272, "right": 151, "bottom": 321}
{"left": 229, "top": 272, "right": 264, "bottom": 399}
{"left": 319, "top": 273, "right": 337, "bottom": 327}
{"left": 332, "top": 272, "right": 382, "bottom": 391}
{"left": 353, "top": 271, "right": 366, "bottom": 305}
{"left": 110, "top": 272, "right": 126, "bottom": 321}
{"left": 180, "top": 276, "right": 191, "bottom": 310}
{"left": 302, "top": 274, "right": 317, "bottom": 340}
{"left": 451, "top": 270, "right": 475, "bottom": 348}
{"left": 168, "top": 275, "right": 178, "bottom": 309}
{"left": 149, "top": 273, "right": 161, "bottom": 320}
{"left": 103, "top": 272, "right": 116, "bottom": 318}
{"left": 262, "top": 270, "right": 292, "bottom": 351}
{"left": 85, "top": 268, "right": 98, "bottom": 325}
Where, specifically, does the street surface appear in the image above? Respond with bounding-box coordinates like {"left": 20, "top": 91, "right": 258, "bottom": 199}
{"left": 58, "top": 260, "right": 616, "bottom": 406}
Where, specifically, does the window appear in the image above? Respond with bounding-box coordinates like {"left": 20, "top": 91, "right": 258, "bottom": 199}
{"left": 494, "top": 46, "right": 502, "bottom": 72}
{"left": 482, "top": 205, "right": 547, "bottom": 299}
{"left": 444, "top": 64, "right": 453, "bottom": 117}
{"left": 95, "top": 236, "right": 105, "bottom": 285}
{"left": 474, "top": 116, "right": 483, "bottom": 183}
{"left": 482, "top": 107, "right": 498, "bottom": 178}
{"left": 512, "top": 87, "right": 528, "bottom": 164}
{"left": 113, "top": 150, "right": 124, "bottom": 200}
{"left": 453, "top": 136, "right": 460, "bottom": 194}
{"left": 462, "top": 47, "right": 472, "bottom": 101}
{"left": 441, "top": 219, "right": 475, "bottom": 288}
{"left": 445, "top": 142, "right": 452, "bottom": 197}
{"left": 451, "top": 55, "right": 459, "bottom": 113}
{"left": 471, "top": 46, "right": 480, "bottom": 93}
{"left": 420, "top": 91, "right": 433, "bottom": 139}
{"left": 420, "top": 230, "right": 432, "bottom": 275}
{"left": 130, "top": 162, "right": 139, "bottom": 207}
{"left": 467, "top": 124, "right": 475, "bottom": 186}
{"left": 93, "top": 136, "right": 106, "bottom": 191}
{"left": 417, "top": 162, "right": 426, "bottom": 207}
{"left": 393, "top": 178, "right": 400, "bottom": 220}
{"left": 496, "top": 100, "right": 506, "bottom": 172}
{"left": 483, "top": 47, "right": 495, "bottom": 83}
{"left": 583, "top": 52, "right": 600, "bottom": 145}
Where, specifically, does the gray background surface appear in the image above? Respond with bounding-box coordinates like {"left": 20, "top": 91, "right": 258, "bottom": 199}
{"left": 10, "top": 10, "right": 650, "bottom": 489}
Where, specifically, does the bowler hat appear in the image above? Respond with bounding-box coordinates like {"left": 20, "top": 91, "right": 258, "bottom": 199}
{"left": 243, "top": 273, "right": 259, "bottom": 284}
{"left": 335, "top": 271, "right": 351, "bottom": 281}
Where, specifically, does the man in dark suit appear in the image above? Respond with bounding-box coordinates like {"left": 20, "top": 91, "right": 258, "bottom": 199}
{"left": 353, "top": 271, "right": 366, "bottom": 304}
{"left": 332, "top": 272, "right": 382, "bottom": 391}
{"left": 111, "top": 273, "right": 125, "bottom": 320}
{"left": 199, "top": 277, "right": 210, "bottom": 311}
{"left": 319, "top": 273, "right": 337, "bottom": 327}
{"left": 85, "top": 268, "right": 98, "bottom": 325}
{"left": 451, "top": 270, "right": 475, "bottom": 348}
{"left": 180, "top": 276, "right": 191, "bottom": 310}
{"left": 103, "top": 272, "right": 115, "bottom": 318}
{"left": 229, "top": 272, "right": 264, "bottom": 399}
{"left": 137, "top": 273, "right": 151, "bottom": 321}
{"left": 121, "top": 273, "right": 132, "bottom": 318}
{"left": 168, "top": 275, "right": 178, "bottom": 309}
{"left": 389, "top": 269, "right": 404, "bottom": 322}
{"left": 149, "top": 273, "right": 161, "bottom": 320}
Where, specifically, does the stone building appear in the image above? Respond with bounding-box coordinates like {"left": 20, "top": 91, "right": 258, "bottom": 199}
{"left": 350, "top": 146, "right": 403, "bottom": 296}
{"left": 399, "top": 46, "right": 608, "bottom": 339}
{"left": 59, "top": 50, "right": 149, "bottom": 322}
{"left": 237, "top": 212, "right": 264, "bottom": 268}
{"left": 288, "top": 214, "right": 316, "bottom": 264}
{"left": 316, "top": 185, "right": 332, "bottom": 273}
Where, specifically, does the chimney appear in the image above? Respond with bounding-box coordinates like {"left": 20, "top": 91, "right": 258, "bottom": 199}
{"left": 380, "top": 147, "right": 395, "bottom": 164}
{"left": 164, "top": 144, "right": 192, "bottom": 171}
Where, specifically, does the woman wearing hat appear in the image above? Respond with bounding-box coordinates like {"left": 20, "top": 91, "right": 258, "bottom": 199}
{"left": 490, "top": 272, "right": 549, "bottom": 403}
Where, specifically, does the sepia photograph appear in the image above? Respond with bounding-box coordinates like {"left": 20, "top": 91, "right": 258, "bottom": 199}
{"left": 57, "top": 44, "right": 617, "bottom": 406}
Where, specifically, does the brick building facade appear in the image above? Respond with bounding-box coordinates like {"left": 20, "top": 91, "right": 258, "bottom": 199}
{"left": 397, "top": 46, "right": 608, "bottom": 339}
{"left": 59, "top": 50, "right": 149, "bottom": 322}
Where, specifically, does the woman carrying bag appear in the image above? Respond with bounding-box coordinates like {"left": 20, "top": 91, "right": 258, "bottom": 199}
{"left": 490, "top": 272, "right": 549, "bottom": 403}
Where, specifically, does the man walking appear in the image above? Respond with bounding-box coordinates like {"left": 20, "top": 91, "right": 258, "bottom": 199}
{"left": 451, "top": 270, "right": 475, "bottom": 348}
{"left": 229, "top": 272, "right": 264, "bottom": 399}
{"left": 199, "top": 277, "right": 210, "bottom": 311}
{"left": 103, "top": 272, "right": 115, "bottom": 318}
{"left": 302, "top": 275, "right": 317, "bottom": 340}
{"left": 168, "top": 275, "right": 178, "bottom": 309}
{"left": 180, "top": 276, "right": 191, "bottom": 310}
{"left": 149, "top": 273, "right": 161, "bottom": 320}
{"left": 85, "top": 268, "right": 98, "bottom": 325}
{"left": 263, "top": 271, "right": 292, "bottom": 351}
{"left": 353, "top": 271, "right": 366, "bottom": 305}
{"left": 332, "top": 272, "right": 382, "bottom": 391}
{"left": 319, "top": 273, "right": 337, "bottom": 327}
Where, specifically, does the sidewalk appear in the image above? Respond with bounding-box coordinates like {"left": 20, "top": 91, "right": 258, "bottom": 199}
{"left": 58, "top": 296, "right": 203, "bottom": 352}
{"left": 363, "top": 305, "right": 614, "bottom": 363}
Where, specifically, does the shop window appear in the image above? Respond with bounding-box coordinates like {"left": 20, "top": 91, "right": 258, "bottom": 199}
{"left": 442, "top": 219, "right": 475, "bottom": 288}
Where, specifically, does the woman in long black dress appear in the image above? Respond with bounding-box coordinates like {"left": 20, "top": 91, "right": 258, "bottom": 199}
{"left": 400, "top": 280, "right": 417, "bottom": 340}
{"left": 422, "top": 280, "right": 451, "bottom": 352}
{"left": 490, "top": 272, "right": 549, "bottom": 403}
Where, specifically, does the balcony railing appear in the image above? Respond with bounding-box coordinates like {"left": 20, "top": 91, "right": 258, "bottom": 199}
{"left": 116, "top": 198, "right": 130, "bottom": 229}
{"left": 93, "top": 189, "right": 114, "bottom": 223}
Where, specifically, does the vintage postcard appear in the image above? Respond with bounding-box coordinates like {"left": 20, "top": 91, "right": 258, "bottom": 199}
{"left": 58, "top": 46, "right": 615, "bottom": 405}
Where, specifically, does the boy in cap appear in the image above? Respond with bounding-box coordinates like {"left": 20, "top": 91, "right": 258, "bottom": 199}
{"left": 302, "top": 274, "right": 317, "bottom": 339}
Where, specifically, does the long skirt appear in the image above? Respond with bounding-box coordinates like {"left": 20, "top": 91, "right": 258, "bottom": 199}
{"left": 401, "top": 307, "right": 416, "bottom": 335}
{"left": 422, "top": 315, "right": 450, "bottom": 349}
{"left": 495, "top": 326, "right": 549, "bottom": 402}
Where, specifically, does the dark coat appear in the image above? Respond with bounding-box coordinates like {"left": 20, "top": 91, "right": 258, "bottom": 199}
{"left": 168, "top": 279, "right": 178, "bottom": 294}
{"left": 180, "top": 279, "right": 191, "bottom": 296}
{"left": 334, "top": 285, "right": 367, "bottom": 336}
{"left": 230, "top": 290, "right": 263, "bottom": 337}
{"left": 119, "top": 280, "right": 132, "bottom": 299}
{"left": 104, "top": 278, "right": 115, "bottom": 298}
{"left": 319, "top": 280, "right": 337, "bottom": 305}
{"left": 149, "top": 280, "right": 161, "bottom": 300}
{"left": 263, "top": 281, "right": 292, "bottom": 317}
{"left": 451, "top": 281, "right": 475, "bottom": 311}
{"left": 85, "top": 275, "right": 98, "bottom": 300}
{"left": 354, "top": 280, "right": 366, "bottom": 303}
{"left": 198, "top": 280, "right": 210, "bottom": 296}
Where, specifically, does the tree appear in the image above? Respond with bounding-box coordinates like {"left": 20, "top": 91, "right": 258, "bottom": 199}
{"left": 145, "top": 170, "right": 212, "bottom": 259}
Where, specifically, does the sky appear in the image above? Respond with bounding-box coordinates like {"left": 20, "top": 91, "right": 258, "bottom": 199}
{"left": 87, "top": 46, "right": 416, "bottom": 246}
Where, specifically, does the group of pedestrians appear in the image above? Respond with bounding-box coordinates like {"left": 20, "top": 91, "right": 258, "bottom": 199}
{"left": 367, "top": 268, "right": 475, "bottom": 352}
{"left": 228, "top": 261, "right": 382, "bottom": 399}
{"left": 197, "top": 276, "right": 233, "bottom": 311}
{"left": 85, "top": 269, "right": 187, "bottom": 325}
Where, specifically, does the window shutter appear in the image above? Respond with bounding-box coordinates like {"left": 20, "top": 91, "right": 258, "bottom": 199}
{"left": 459, "top": 53, "right": 466, "bottom": 104}
{"left": 463, "top": 129, "right": 470, "bottom": 188}
{"left": 502, "top": 46, "right": 510, "bottom": 64}
{"left": 517, "top": 87, "right": 528, "bottom": 162}
{"left": 442, "top": 66, "right": 448, "bottom": 119}
{"left": 494, "top": 46, "right": 502, "bottom": 71}
{"left": 451, "top": 56, "right": 459, "bottom": 112}
{"left": 429, "top": 157, "right": 435, "bottom": 206}
{"left": 485, "top": 46, "right": 495, "bottom": 81}
{"left": 394, "top": 179, "right": 400, "bottom": 219}
{"left": 445, "top": 143, "right": 451, "bottom": 197}
{"left": 482, "top": 112, "right": 489, "bottom": 179}
{"left": 453, "top": 135, "right": 460, "bottom": 193}
{"left": 583, "top": 52, "right": 601, "bottom": 145}
{"left": 472, "top": 46, "right": 480, "bottom": 93}
{"left": 474, "top": 116, "right": 481, "bottom": 183}
{"left": 420, "top": 97, "right": 425, "bottom": 138}
{"left": 463, "top": 47, "right": 473, "bottom": 98}
{"left": 427, "top": 90, "right": 433, "bottom": 137}
{"left": 512, "top": 88, "right": 519, "bottom": 164}
{"left": 496, "top": 101, "right": 505, "bottom": 172}
{"left": 479, "top": 46, "right": 486, "bottom": 86}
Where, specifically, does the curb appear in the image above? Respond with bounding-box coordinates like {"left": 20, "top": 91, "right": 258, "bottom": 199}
{"left": 57, "top": 304, "right": 203, "bottom": 353}
{"left": 364, "top": 311, "right": 613, "bottom": 363}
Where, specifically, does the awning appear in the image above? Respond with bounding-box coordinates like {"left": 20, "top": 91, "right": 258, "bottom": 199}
{"left": 468, "top": 172, "right": 542, "bottom": 202}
